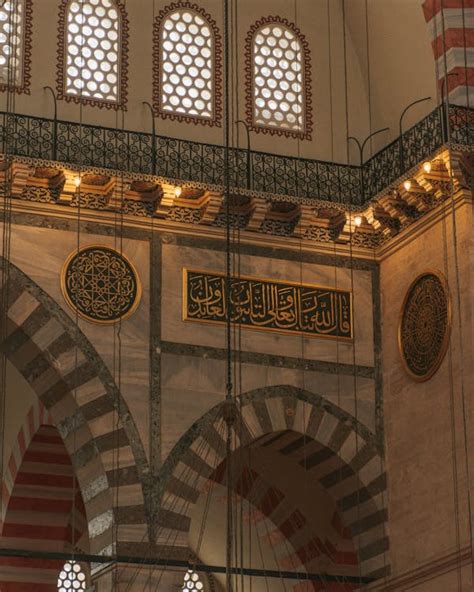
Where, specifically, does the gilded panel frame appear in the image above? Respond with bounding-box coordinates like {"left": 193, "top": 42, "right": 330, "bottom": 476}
{"left": 61, "top": 245, "right": 142, "bottom": 325}
{"left": 182, "top": 267, "right": 353, "bottom": 341}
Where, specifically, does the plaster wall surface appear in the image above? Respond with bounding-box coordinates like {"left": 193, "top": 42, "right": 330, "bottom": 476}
{"left": 0, "top": 0, "right": 437, "bottom": 164}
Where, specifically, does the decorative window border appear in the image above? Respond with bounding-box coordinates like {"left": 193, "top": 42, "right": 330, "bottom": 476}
{"left": 153, "top": 1, "right": 222, "bottom": 127}
{"left": 245, "top": 16, "right": 313, "bottom": 141}
{"left": 0, "top": 0, "right": 33, "bottom": 95}
{"left": 56, "top": 0, "right": 129, "bottom": 110}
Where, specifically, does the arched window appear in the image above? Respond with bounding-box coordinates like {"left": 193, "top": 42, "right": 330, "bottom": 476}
{"left": 57, "top": 0, "right": 129, "bottom": 109}
{"left": 153, "top": 2, "right": 222, "bottom": 126}
{"left": 246, "top": 17, "right": 312, "bottom": 140}
{"left": 58, "top": 561, "right": 87, "bottom": 591}
{"left": 183, "top": 570, "right": 204, "bottom": 592}
{"left": 0, "top": 0, "right": 32, "bottom": 93}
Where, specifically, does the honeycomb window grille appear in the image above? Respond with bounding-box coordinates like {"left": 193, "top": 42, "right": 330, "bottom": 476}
{"left": 0, "top": 0, "right": 32, "bottom": 92}
{"left": 58, "top": 0, "right": 129, "bottom": 108}
{"left": 154, "top": 3, "right": 222, "bottom": 125}
{"left": 246, "top": 17, "right": 312, "bottom": 140}
{"left": 183, "top": 570, "right": 204, "bottom": 592}
{"left": 57, "top": 561, "right": 87, "bottom": 592}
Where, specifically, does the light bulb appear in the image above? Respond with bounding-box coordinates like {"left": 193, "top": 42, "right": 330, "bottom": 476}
{"left": 74, "top": 176, "right": 81, "bottom": 188}
{"left": 354, "top": 215, "right": 362, "bottom": 227}
{"left": 403, "top": 180, "right": 412, "bottom": 191}
{"left": 423, "top": 161, "right": 432, "bottom": 174}
{"left": 174, "top": 186, "right": 182, "bottom": 198}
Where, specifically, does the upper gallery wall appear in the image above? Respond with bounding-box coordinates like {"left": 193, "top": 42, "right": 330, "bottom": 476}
{"left": 0, "top": 0, "right": 437, "bottom": 165}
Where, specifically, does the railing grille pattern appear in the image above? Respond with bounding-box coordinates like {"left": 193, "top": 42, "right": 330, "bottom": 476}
{"left": 1, "top": 104, "right": 471, "bottom": 206}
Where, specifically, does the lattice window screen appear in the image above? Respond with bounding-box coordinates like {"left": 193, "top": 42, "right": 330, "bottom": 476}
{"left": 251, "top": 23, "right": 305, "bottom": 133}
{"left": 58, "top": 561, "right": 87, "bottom": 592}
{"left": 0, "top": 0, "right": 25, "bottom": 86}
{"left": 183, "top": 570, "right": 204, "bottom": 592}
{"left": 159, "top": 8, "right": 214, "bottom": 120}
{"left": 65, "top": 0, "right": 120, "bottom": 103}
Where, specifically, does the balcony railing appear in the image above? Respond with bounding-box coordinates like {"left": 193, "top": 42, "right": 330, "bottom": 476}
{"left": 0, "top": 104, "right": 471, "bottom": 206}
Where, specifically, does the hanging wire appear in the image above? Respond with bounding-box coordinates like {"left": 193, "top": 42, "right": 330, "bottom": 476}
{"left": 0, "top": 0, "right": 19, "bottom": 538}
{"left": 341, "top": 1, "right": 367, "bottom": 586}
{"left": 362, "top": 2, "right": 390, "bottom": 586}
{"left": 70, "top": 0, "right": 88, "bottom": 579}
{"left": 438, "top": 1, "right": 473, "bottom": 587}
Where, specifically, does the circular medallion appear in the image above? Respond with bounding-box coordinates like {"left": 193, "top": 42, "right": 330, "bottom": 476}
{"left": 398, "top": 272, "right": 451, "bottom": 381}
{"left": 61, "top": 246, "right": 141, "bottom": 324}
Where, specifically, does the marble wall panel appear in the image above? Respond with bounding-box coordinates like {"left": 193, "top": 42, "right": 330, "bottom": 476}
{"left": 380, "top": 201, "right": 473, "bottom": 579}
{"left": 161, "top": 352, "right": 375, "bottom": 460}
{"left": 162, "top": 243, "right": 375, "bottom": 367}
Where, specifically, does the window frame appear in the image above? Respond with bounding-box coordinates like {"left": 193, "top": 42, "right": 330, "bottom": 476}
{"left": 56, "top": 0, "right": 129, "bottom": 110}
{"left": 245, "top": 16, "right": 313, "bottom": 140}
{"left": 0, "top": 0, "right": 33, "bottom": 94}
{"left": 153, "top": 1, "right": 222, "bottom": 127}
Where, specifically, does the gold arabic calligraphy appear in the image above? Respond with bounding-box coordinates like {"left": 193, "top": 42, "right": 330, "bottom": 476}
{"left": 184, "top": 270, "right": 352, "bottom": 339}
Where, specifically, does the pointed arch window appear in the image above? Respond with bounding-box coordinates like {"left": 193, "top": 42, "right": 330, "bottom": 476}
{"left": 0, "top": 0, "right": 32, "bottom": 93}
{"left": 183, "top": 570, "right": 204, "bottom": 592}
{"left": 246, "top": 17, "right": 312, "bottom": 140}
{"left": 58, "top": 561, "right": 87, "bottom": 591}
{"left": 153, "top": 2, "right": 222, "bottom": 126}
{"left": 57, "top": 0, "right": 129, "bottom": 109}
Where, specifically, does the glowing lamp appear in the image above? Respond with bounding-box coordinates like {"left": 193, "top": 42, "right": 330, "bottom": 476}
{"left": 354, "top": 215, "right": 362, "bottom": 227}
{"left": 174, "top": 186, "right": 182, "bottom": 198}
{"left": 423, "top": 161, "right": 432, "bottom": 174}
{"left": 403, "top": 180, "right": 412, "bottom": 191}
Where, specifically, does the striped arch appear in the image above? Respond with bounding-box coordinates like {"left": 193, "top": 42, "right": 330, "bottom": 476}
{"left": 159, "top": 386, "right": 389, "bottom": 580}
{"left": 1, "top": 399, "right": 52, "bottom": 529}
{"left": 0, "top": 421, "right": 89, "bottom": 591}
{"left": 0, "top": 257, "right": 149, "bottom": 555}
{"left": 422, "top": 0, "right": 474, "bottom": 105}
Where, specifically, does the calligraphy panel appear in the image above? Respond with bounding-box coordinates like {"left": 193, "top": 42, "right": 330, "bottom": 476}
{"left": 183, "top": 269, "right": 352, "bottom": 340}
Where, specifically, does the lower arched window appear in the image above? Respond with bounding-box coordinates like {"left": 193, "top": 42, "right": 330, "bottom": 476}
{"left": 58, "top": 561, "right": 87, "bottom": 592}
{"left": 183, "top": 569, "right": 204, "bottom": 592}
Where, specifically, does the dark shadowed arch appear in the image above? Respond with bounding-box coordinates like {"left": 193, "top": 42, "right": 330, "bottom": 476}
{"left": 159, "top": 385, "right": 389, "bottom": 580}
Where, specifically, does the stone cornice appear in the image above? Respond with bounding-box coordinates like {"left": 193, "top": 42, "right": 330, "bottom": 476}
{"left": 0, "top": 148, "right": 472, "bottom": 260}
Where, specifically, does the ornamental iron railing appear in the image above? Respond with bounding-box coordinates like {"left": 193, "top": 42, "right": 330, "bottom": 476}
{"left": 0, "top": 104, "right": 471, "bottom": 206}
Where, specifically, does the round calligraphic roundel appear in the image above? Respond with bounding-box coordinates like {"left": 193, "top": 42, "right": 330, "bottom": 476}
{"left": 398, "top": 272, "right": 451, "bottom": 381}
{"left": 61, "top": 246, "right": 141, "bottom": 324}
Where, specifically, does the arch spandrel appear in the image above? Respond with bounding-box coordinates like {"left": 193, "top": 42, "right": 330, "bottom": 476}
{"left": 0, "top": 257, "right": 149, "bottom": 555}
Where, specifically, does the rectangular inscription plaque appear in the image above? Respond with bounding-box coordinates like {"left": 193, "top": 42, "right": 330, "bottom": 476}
{"left": 183, "top": 269, "right": 352, "bottom": 340}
